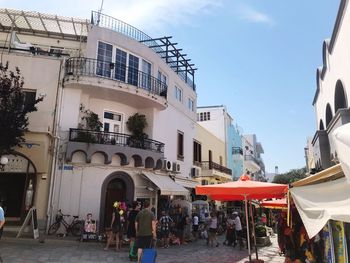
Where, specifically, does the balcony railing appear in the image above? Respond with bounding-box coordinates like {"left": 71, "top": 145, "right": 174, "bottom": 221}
{"left": 232, "top": 147, "right": 243, "bottom": 155}
{"left": 65, "top": 57, "right": 167, "bottom": 98}
{"left": 90, "top": 11, "right": 195, "bottom": 90}
{"left": 244, "top": 155, "right": 259, "bottom": 164}
{"left": 201, "top": 161, "right": 232, "bottom": 175}
{"left": 69, "top": 129, "right": 164, "bottom": 153}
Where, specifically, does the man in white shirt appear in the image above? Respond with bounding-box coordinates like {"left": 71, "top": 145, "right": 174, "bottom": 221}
{"left": 232, "top": 212, "right": 242, "bottom": 248}
{"left": 192, "top": 213, "right": 199, "bottom": 241}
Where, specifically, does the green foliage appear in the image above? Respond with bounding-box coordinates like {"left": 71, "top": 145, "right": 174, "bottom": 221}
{"left": 255, "top": 225, "right": 267, "bottom": 237}
{"left": 79, "top": 104, "right": 102, "bottom": 131}
{"left": 126, "top": 113, "right": 149, "bottom": 148}
{"left": 272, "top": 167, "right": 307, "bottom": 184}
{"left": 0, "top": 62, "right": 43, "bottom": 155}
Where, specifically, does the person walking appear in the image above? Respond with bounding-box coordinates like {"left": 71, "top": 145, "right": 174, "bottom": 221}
{"left": 159, "top": 210, "right": 173, "bottom": 248}
{"left": 127, "top": 201, "right": 140, "bottom": 252}
{"left": 104, "top": 203, "right": 123, "bottom": 251}
{"left": 192, "top": 213, "right": 199, "bottom": 241}
{"left": 208, "top": 212, "right": 219, "bottom": 248}
{"left": 0, "top": 201, "right": 5, "bottom": 240}
{"left": 135, "top": 200, "right": 157, "bottom": 263}
{"left": 233, "top": 212, "right": 243, "bottom": 248}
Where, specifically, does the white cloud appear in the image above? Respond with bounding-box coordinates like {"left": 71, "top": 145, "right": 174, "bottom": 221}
{"left": 103, "top": 0, "right": 223, "bottom": 33}
{"left": 237, "top": 4, "right": 274, "bottom": 25}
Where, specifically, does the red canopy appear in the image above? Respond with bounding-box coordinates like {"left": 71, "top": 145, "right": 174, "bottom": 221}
{"left": 195, "top": 175, "right": 288, "bottom": 201}
{"left": 260, "top": 198, "right": 287, "bottom": 209}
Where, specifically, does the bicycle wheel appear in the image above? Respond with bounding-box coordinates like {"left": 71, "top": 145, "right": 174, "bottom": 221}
{"left": 71, "top": 221, "right": 83, "bottom": 237}
{"left": 48, "top": 222, "right": 61, "bottom": 235}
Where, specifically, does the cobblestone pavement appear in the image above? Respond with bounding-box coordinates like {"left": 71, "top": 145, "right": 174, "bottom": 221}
{"left": 0, "top": 235, "right": 284, "bottom": 263}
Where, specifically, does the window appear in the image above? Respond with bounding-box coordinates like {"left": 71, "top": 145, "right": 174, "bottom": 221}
{"left": 97, "top": 41, "right": 113, "bottom": 77}
{"left": 193, "top": 140, "right": 202, "bottom": 164}
{"left": 128, "top": 54, "right": 139, "bottom": 86}
{"left": 201, "top": 180, "right": 208, "bottom": 185}
{"left": 174, "top": 86, "right": 183, "bottom": 102}
{"left": 103, "top": 111, "right": 122, "bottom": 134}
{"left": 188, "top": 98, "right": 194, "bottom": 112}
{"left": 177, "top": 131, "right": 184, "bottom": 159}
{"left": 115, "top": 48, "right": 127, "bottom": 81}
{"left": 23, "top": 90, "right": 36, "bottom": 110}
{"left": 141, "top": 59, "right": 151, "bottom": 90}
{"left": 158, "top": 71, "right": 167, "bottom": 84}
{"left": 197, "top": 111, "right": 211, "bottom": 121}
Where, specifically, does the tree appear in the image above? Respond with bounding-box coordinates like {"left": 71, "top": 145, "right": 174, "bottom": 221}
{"left": 0, "top": 62, "right": 43, "bottom": 155}
{"left": 79, "top": 104, "right": 102, "bottom": 131}
{"left": 126, "top": 113, "right": 148, "bottom": 141}
{"left": 272, "top": 167, "right": 307, "bottom": 184}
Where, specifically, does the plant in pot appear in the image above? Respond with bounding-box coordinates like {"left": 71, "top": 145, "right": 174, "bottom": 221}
{"left": 77, "top": 104, "right": 103, "bottom": 143}
{"left": 126, "top": 113, "right": 148, "bottom": 149}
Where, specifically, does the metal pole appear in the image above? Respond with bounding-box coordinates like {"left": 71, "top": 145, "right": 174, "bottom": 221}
{"left": 244, "top": 195, "right": 251, "bottom": 262}
{"left": 249, "top": 201, "right": 258, "bottom": 260}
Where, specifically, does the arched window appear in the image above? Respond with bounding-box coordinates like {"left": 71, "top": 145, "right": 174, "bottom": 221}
{"left": 325, "top": 103, "right": 333, "bottom": 128}
{"left": 319, "top": 119, "right": 324, "bottom": 130}
{"left": 334, "top": 80, "right": 348, "bottom": 113}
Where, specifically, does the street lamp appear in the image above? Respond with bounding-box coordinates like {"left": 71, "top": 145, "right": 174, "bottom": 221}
{"left": 0, "top": 156, "right": 8, "bottom": 171}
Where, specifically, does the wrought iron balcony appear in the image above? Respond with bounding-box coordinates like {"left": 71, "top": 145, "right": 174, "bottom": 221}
{"left": 65, "top": 57, "right": 167, "bottom": 98}
{"left": 232, "top": 147, "right": 243, "bottom": 155}
{"left": 201, "top": 161, "right": 232, "bottom": 176}
{"left": 69, "top": 128, "right": 164, "bottom": 153}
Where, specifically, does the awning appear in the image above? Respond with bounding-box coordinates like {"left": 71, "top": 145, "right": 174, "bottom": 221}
{"left": 174, "top": 177, "right": 198, "bottom": 189}
{"left": 290, "top": 177, "right": 350, "bottom": 238}
{"left": 142, "top": 172, "right": 189, "bottom": 196}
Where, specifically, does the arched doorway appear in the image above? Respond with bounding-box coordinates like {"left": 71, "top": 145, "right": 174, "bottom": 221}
{"left": 334, "top": 80, "right": 348, "bottom": 113}
{"left": 0, "top": 152, "right": 36, "bottom": 224}
{"left": 100, "top": 172, "right": 134, "bottom": 229}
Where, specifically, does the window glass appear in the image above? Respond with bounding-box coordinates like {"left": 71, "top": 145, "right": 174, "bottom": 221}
{"left": 97, "top": 41, "right": 113, "bottom": 77}
{"left": 115, "top": 48, "right": 127, "bottom": 81}
{"left": 23, "top": 90, "right": 36, "bottom": 111}
{"left": 141, "top": 59, "right": 151, "bottom": 89}
{"left": 175, "top": 86, "right": 183, "bottom": 102}
{"left": 128, "top": 54, "right": 139, "bottom": 86}
{"left": 177, "top": 131, "right": 184, "bottom": 159}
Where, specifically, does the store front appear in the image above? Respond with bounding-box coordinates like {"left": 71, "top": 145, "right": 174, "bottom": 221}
{"left": 0, "top": 153, "right": 36, "bottom": 225}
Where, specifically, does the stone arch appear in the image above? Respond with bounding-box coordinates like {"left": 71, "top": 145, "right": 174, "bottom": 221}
{"left": 99, "top": 171, "right": 135, "bottom": 230}
{"left": 114, "top": 152, "right": 128, "bottom": 165}
{"left": 71, "top": 150, "right": 87, "bottom": 163}
{"left": 325, "top": 103, "right": 333, "bottom": 128}
{"left": 155, "top": 159, "right": 163, "bottom": 170}
{"left": 334, "top": 80, "right": 348, "bottom": 113}
{"left": 319, "top": 119, "right": 324, "bottom": 130}
{"left": 145, "top": 157, "right": 155, "bottom": 168}
{"left": 131, "top": 154, "right": 143, "bottom": 167}
{"left": 90, "top": 151, "right": 108, "bottom": 164}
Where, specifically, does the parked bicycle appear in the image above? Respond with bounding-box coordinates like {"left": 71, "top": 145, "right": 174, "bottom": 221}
{"left": 48, "top": 209, "right": 83, "bottom": 237}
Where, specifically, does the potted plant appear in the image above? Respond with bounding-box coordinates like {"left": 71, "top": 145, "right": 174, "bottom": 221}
{"left": 77, "top": 104, "right": 103, "bottom": 143}
{"left": 126, "top": 113, "right": 148, "bottom": 148}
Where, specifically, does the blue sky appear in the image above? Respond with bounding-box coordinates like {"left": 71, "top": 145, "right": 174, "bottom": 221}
{"left": 1, "top": 0, "right": 339, "bottom": 173}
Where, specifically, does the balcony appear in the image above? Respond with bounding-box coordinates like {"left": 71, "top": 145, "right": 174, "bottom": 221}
{"left": 201, "top": 161, "right": 232, "bottom": 181}
{"left": 64, "top": 57, "right": 168, "bottom": 110}
{"left": 232, "top": 147, "right": 243, "bottom": 155}
{"left": 244, "top": 154, "right": 260, "bottom": 173}
{"left": 65, "top": 129, "right": 164, "bottom": 167}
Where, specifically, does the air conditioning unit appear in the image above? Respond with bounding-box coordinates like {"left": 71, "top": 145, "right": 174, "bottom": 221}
{"left": 162, "top": 159, "right": 173, "bottom": 172}
{"left": 172, "top": 162, "right": 181, "bottom": 173}
{"left": 191, "top": 167, "right": 201, "bottom": 177}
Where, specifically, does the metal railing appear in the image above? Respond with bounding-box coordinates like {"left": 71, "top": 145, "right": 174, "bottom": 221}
{"left": 69, "top": 129, "right": 165, "bottom": 153}
{"left": 244, "top": 155, "right": 259, "bottom": 165}
{"left": 232, "top": 147, "right": 243, "bottom": 155}
{"left": 65, "top": 58, "right": 167, "bottom": 98}
{"left": 201, "top": 161, "right": 232, "bottom": 175}
{"left": 90, "top": 11, "right": 195, "bottom": 90}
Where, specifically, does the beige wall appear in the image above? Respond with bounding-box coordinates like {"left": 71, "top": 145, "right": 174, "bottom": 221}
{"left": 195, "top": 123, "right": 226, "bottom": 164}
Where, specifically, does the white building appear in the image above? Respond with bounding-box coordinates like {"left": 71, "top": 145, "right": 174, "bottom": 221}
{"left": 312, "top": 0, "right": 350, "bottom": 171}
{"left": 0, "top": 9, "right": 199, "bottom": 229}
{"left": 243, "top": 134, "right": 265, "bottom": 180}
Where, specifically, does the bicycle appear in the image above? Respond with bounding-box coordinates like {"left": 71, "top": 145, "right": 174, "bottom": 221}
{"left": 48, "top": 209, "right": 83, "bottom": 237}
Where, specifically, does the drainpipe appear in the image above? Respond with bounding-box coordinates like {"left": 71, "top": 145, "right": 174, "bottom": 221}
{"left": 46, "top": 58, "right": 64, "bottom": 233}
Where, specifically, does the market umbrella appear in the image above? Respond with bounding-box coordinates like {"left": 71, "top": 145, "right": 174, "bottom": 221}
{"left": 260, "top": 198, "right": 287, "bottom": 209}
{"left": 196, "top": 175, "right": 288, "bottom": 262}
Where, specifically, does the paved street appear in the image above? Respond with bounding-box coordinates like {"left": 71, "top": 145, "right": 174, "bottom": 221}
{"left": 0, "top": 234, "right": 284, "bottom": 263}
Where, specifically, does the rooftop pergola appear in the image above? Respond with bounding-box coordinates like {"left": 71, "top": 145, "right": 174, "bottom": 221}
{"left": 0, "top": 8, "right": 89, "bottom": 40}
{"left": 140, "top": 36, "right": 197, "bottom": 90}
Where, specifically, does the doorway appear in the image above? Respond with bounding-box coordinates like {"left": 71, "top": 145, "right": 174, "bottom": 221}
{"left": 104, "top": 179, "right": 126, "bottom": 227}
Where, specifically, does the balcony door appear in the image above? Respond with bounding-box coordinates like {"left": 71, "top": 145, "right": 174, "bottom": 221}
{"left": 97, "top": 41, "right": 113, "bottom": 78}
{"left": 103, "top": 111, "right": 123, "bottom": 143}
{"left": 141, "top": 59, "right": 151, "bottom": 90}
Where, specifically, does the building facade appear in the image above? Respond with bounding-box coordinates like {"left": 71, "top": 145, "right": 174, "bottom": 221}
{"left": 312, "top": 0, "right": 350, "bottom": 171}
{"left": 243, "top": 134, "right": 265, "bottom": 180}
